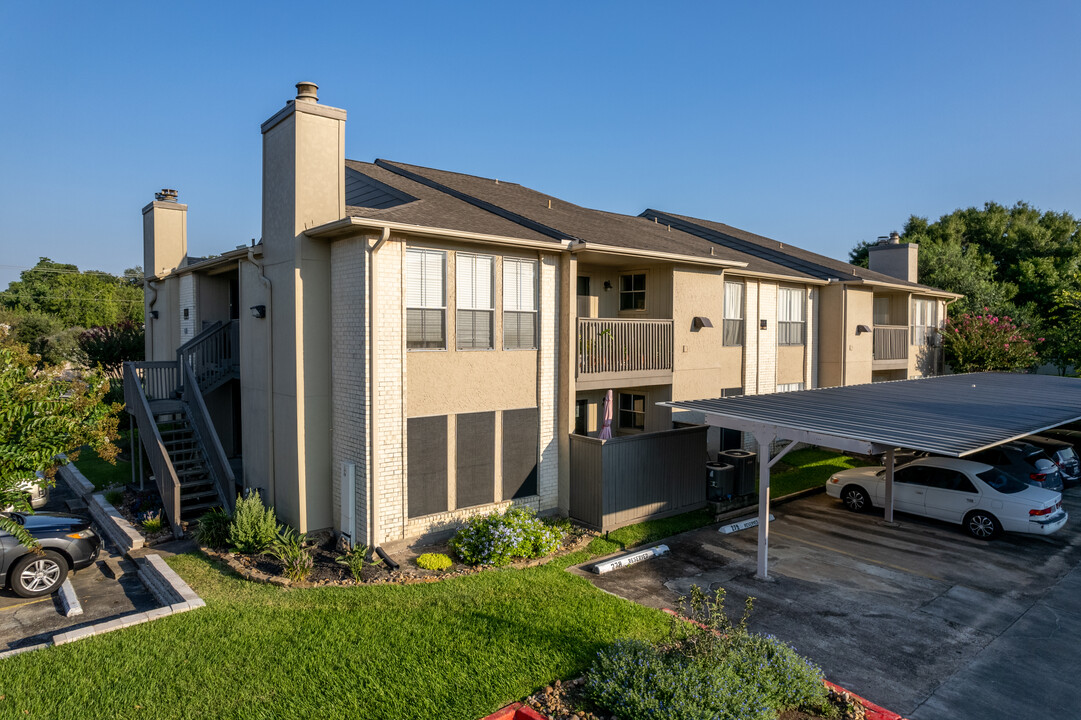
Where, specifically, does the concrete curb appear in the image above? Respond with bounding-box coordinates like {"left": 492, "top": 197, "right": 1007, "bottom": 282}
{"left": 56, "top": 462, "right": 95, "bottom": 499}
{"left": 87, "top": 493, "right": 144, "bottom": 555}
{"left": 58, "top": 579, "right": 83, "bottom": 617}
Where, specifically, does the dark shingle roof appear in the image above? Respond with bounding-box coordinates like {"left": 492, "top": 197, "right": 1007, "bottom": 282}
{"left": 642, "top": 209, "right": 945, "bottom": 292}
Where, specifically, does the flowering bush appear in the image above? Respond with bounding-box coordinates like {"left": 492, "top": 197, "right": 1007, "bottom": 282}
{"left": 941, "top": 310, "right": 1042, "bottom": 373}
{"left": 449, "top": 507, "right": 563, "bottom": 566}
{"left": 585, "top": 586, "right": 830, "bottom": 720}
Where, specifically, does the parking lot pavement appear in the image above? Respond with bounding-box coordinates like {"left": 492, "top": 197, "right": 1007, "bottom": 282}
{"left": 0, "top": 480, "right": 159, "bottom": 651}
{"left": 575, "top": 487, "right": 1081, "bottom": 718}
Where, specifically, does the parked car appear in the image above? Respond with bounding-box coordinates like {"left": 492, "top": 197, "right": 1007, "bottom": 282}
{"left": 967, "top": 441, "right": 1065, "bottom": 493}
{"left": 1022, "top": 435, "right": 1081, "bottom": 487}
{"left": 826, "top": 456, "right": 1067, "bottom": 539}
{"left": 0, "top": 513, "right": 100, "bottom": 598}
{"left": 1, "top": 473, "right": 49, "bottom": 512}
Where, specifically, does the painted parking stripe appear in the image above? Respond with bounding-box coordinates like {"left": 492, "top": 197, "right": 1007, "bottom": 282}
{"left": 771, "top": 530, "right": 946, "bottom": 583}
{"left": 0, "top": 597, "right": 50, "bottom": 613}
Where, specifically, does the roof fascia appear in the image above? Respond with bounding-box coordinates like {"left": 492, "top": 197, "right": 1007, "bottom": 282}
{"left": 839, "top": 278, "right": 963, "bottom": 298}
{"left": 149, "top": 246, "right": 256, "bottom": 281}
{"left": 306, "top": 216, "right": 572, "bottom": 252}
{"left": 570, "top": 240, "right": 746, "bottom": 269}
{"left": 724, "top": 269, "right": 828, "bottom": 286}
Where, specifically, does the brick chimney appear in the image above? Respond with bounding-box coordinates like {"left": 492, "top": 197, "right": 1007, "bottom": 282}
{"left": 868, "top": 231, "right": 918, "bottom": 283}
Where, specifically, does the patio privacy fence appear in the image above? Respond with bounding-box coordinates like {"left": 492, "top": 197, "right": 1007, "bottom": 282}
{"left": 569, "top": 425, "right": 708, "bottom": 531}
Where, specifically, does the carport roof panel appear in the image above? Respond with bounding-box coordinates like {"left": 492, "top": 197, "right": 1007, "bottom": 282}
{"left": 663, "top": 373, "right": 1081, "bottom": 457}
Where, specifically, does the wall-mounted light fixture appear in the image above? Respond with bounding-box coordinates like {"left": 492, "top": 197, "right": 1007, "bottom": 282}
{"left": 251, "top": 305, "right": 267, "bottom": 319}
{"left": 183, "top": 308, "right": 189, "bottom": 319}
{"left": 855, "top": 324, "right": 872, "bottom": 335}
{"left": 692, "top": 316, "right": 713, "bottom": 329}
{"left": 760, "top": 319, "right": 768, "bottom": 330}
{"left": 603, "top": 280, "right": 613, "bottom": 292}
{"left": 149, "top": 310, "right": 159, "bottom": 320}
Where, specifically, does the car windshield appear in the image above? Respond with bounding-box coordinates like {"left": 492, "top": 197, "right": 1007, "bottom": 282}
{"left": 977, "top": 468, "right": 1029, "bottom": 494}
{"left": 1060, "top": 448, "right": 1078, "bottom": 463}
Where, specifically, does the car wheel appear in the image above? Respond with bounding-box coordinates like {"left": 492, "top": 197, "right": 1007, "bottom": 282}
{"left": 965, "top": 511, "right": 1001, "bottom": 540}
{"left": 9, "top": 550, "right": 69, "bottom": 598}
{"left": 841, "top": 486, "right": 871, "bottom": 513}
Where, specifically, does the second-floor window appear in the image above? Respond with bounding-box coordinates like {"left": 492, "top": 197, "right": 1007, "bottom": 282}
{"left": 406, "top": 248, "right": 446, "bottom": 350}
{"left": 504, "top": 257, "right": 538, "bottom": 350}
{"left": 456, "top": 253, "right": 494, "bottom": 350}
{"left": 619, "top": 272, "right": 646, "bottom": 311}
{"left": 777, "top": 287, "right": 806, "bottom": 345}
{"left": 723, "top": 281, "right": 744, "bottom": 346}
{"left": 911, "top": 298, "right": 939, "bottom": 346}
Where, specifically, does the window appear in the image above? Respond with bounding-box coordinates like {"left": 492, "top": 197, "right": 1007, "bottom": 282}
{"left": 503, "top": 257, "right": 538, "bottom": 349}
{"left": 873, "top": 297, "right": 891, "bottom": 326}
{"left": 723, "top": 281, "right": 744, "bottom": 346}
{"left": 911, "top": 298, "right": 939, "bottom": 346}
{"left": 618, "top": 393, "right": 645, "bottom": 430}
{"left": 776, "top": 383, "right": 805, "bottom": 393}
{"left": 456, "top": 253, "right": 494, "bottom": 350}
{"left": 406, "top": 248, "right": 446, "bottom": 349}
{"left": 619, "top": 273, "right": 646, "bottom": 311}
{"left": 777, "top": 287, "right": 806, "bottom": 345}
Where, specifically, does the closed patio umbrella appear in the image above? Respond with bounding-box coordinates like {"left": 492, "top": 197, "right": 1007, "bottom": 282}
{"left": 599, "top": 389, "right": 613, "bottom": 440}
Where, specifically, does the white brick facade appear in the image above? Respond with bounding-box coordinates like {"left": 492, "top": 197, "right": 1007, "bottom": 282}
{"left": 536, "top": 254, "right": 559, "bottom": 510}
{"left": 179, "top": 273, "right": 195, "bottom": 341}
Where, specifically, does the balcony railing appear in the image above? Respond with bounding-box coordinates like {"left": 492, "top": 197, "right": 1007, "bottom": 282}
{"left": 873, "top": 325, "right": 909, "bottom": 361}
{"left": 577, "top": 318, "right": 673, "bottom": 375}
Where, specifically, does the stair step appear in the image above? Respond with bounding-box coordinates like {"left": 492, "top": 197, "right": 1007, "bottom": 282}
{"left": 182, "top": 501, "right": 224, "bottom": 515}
{"left": 180, "top": 489, "right": 221, "bottom": 502}
{"left": 176, "top": 467, "right": 209, "bottom": 479}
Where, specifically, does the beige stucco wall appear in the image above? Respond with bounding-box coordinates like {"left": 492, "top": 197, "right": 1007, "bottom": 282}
{"left": 670, "top": 267, "right": 741, "bottom": 401}
{"left": 843, "top": 286, "right": 874, "bottom": 385}
{"left": 142, "top": 201, "right": 187, "bottom": 278}
{"left": 776, "top": 344, "right": 805, "bottom": 386}
{"left": 239, "top": 259, "right": 270, "bottom": 497}
{"left": 144, "top": 275, "right": 180, "bottom": 362}
{"left": 197, "top": 271, "right": 234, "bottom": 326}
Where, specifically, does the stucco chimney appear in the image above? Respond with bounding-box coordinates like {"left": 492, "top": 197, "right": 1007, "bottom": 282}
{"left": 142, "top": 188, "right": 187, "bottom": 277}
{"left": 868, "top": 231, "right": 918, "bottom": 283}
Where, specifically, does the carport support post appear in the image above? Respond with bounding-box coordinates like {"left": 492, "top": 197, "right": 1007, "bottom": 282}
{"left": 884, "top": 447, "right": 895, "bottom": 523}
{"left": 754, "top": 431, "right": 775, "bottom": 580}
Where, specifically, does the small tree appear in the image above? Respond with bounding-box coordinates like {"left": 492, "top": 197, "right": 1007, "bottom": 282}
{"left": 941, "top": 310, "right": 1042, "bottom": 373}
{"left": 78, "top": 320, "right": 145, "bottom": 380}
{"left": 0, "top": 330, "right": 119, "bottom": 547}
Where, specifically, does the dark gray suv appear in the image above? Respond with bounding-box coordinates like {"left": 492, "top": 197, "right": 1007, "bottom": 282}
{"left": 1, "top": 512, "right": 100, "bottom": 598}
{"left": 968, "top": 442, "right": 1065, "bottom": 493}
{"left": 1023, "top": 435, "right": 1081, "bottom": 487}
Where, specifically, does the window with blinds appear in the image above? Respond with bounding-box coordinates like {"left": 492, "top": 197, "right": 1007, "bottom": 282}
{"left": 777, "top": 287, "right": 806, "bottom": 346}
{"left": 777, "top": 382, "right": 805, "bottom": 393}
{"left": 911, "top": 298, "right": 939, "bottom": 346}
{"left": 723, "top": 281, "right": 744, "bottom": 346}
{"left": 456, "top": 253, "right": 494, "bottom": 350}
{"left": 503, "top": 257, "right": 537, "bottom": 350}
{"left": 406, "top": 248, "right": 446, "bottom": 350}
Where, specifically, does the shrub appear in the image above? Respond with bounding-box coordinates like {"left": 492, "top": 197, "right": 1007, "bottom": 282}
{"left": 336, "top": 543, "right": 381, "bottom": 581}
{"left": 416, "top": 553, "right": 453, "bottom": 571}
{"left": 104, "top": 488, "right": 124, "bottom": 507}
{"left": 585, "top": 586, "right": 831, "bottom": 720}
{"left": 194, "top": 507, "right": 232, "bottom": 548}
{"left": 449, "top": 506, "right": 563, "bottom": 567}
{"left": 78, "top": 321, "right": 145, "bottom": 379}
{"left": 271, "top": 526, "right": 313, "bottom": 582}
{"left": 941, "top": 310, "right": 1042, "bottom": 372}
{"left": 228, "top": 491, "right": 278, "bottom": 554}
{"left": 140, "top": 510, "right": 163, "bottom": 534}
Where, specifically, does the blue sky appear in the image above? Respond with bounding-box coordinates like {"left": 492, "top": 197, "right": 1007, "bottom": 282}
{"left": 1, "top": 1, "right": 1078, "bottom": 289}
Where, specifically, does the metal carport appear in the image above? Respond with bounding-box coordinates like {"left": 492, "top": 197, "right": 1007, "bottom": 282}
{"left": 662, "top": 372, "right": 1081, "bottom": 579}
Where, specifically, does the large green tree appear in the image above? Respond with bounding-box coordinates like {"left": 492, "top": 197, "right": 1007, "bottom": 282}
{"left": 0, "top": 330, "right": 119, "bottom": 547}
{"left": 0, "top": 258, "right": 144, "bottom": 328}
{"left": 850, "top": 202, "right": 1081, "bottom": 368}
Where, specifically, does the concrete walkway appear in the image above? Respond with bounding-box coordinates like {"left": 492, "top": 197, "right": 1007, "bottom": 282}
{"left": 911, "top": 562, "right": 1081, "bottom": 719}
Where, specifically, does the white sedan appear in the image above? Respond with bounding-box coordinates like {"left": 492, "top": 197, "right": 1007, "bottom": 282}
{"left": 825, "top": 457, "right": 1067, "bottom": 539}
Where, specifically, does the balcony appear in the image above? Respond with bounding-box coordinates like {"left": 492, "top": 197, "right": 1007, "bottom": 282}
{"left": 872, "top": 325, "right": 909, "bottom": 369}
{"left": 577, "top": 318, "right": 673, "bottom": 390}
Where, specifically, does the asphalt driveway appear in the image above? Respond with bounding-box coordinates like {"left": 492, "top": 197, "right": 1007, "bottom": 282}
{"left": 575, "top": 487, "right": 1081, "bottom": 719}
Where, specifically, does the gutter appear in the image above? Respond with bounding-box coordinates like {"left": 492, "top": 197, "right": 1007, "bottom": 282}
{"left": 246, "top": 247, "right": 275, "bottom": 503}
{"left": 307, "top": 216, "right": 571, "bottom": 252}
{"left": 145, "top": 280, "right": 158, "bottom": 359}
{"left": 568, "top": 239, "right": 746, "bottom": 269}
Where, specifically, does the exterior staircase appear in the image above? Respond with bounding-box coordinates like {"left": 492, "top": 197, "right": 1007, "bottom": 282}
{"left": 124, "top": 320, "right": 239, "bottom": 537}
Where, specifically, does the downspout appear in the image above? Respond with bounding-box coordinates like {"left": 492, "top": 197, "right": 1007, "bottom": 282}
{"left": 840, "top": 284, "right": 848, "bottom": 386}
{"left": 145, "top": 280, "right": 158, "bottom": 360}
{"left": 755, "top": 280, "right": 761, "bottom": 394}
{"left": 368, "top": 226, "right": 391, "bottom": 550}
{"left": 247, "top": 247, "right": 275, "bottom": 502}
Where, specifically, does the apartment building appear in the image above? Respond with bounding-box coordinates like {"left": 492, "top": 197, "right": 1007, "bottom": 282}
{"left": 127, "top": 82, "right": 958, "bottom": 546}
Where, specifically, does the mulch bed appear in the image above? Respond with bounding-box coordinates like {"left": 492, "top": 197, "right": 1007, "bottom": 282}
{"left": 110, "top": 487, "right": 173, "bottom": 546}
{"left": 201, "top": 521, "right": 596, "bottom": 589}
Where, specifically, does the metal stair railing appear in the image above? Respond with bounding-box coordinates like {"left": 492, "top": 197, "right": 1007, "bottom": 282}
{"left": 177, "top": 320, "right": 238, "bottom": 394}
{"left": 181, "top": 362, "right": 236, "bottom": 514}
{"left": 123, "top": 362, "right": 183, "bottom": 538}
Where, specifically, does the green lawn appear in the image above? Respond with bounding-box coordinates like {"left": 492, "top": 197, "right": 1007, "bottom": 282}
{"left": 72, "top": 438, "right": 132, "bottom": 491}
{"left": 768, "top": 447, "right": 870, "bottom": 498}
{"left": 0, "top": 554, "right": 669, "bottom": 720}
